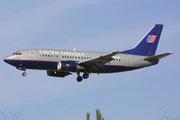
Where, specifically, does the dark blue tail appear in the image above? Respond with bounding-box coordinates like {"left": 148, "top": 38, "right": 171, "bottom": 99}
{"left": 122, "top": 24, "right": 163, "bottom": 56}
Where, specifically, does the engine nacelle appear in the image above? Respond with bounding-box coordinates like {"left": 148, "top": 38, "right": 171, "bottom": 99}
{"left": 57, "top": 61, "right": 81, "bottom": 72}
{"left": 47, "top": 71, "right": 71, "bottom": 77}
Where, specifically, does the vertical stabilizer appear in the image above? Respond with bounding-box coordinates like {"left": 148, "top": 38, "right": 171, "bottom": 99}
{"left": 122, "top": 24, "right": 163, "bottom": 56}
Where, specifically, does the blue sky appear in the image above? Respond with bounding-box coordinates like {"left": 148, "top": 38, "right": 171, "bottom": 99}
{"left": 0, "top": 0, "right": 179, "bottom": 120}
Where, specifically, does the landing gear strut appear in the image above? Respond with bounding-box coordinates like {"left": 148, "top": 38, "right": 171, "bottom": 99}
{"left": 22, "top": 68, "right": 27, "bottom": 77}
{"left": 77, "top": 72, "right": 83, "bottom": 82}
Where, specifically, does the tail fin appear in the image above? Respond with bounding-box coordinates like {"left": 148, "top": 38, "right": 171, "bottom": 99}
{"left": 122, "top": 24, "right": 163, "bottom": 56}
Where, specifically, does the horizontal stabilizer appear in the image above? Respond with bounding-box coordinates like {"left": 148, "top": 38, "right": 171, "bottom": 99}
{"left": 144, "top": 52, "right": 173, "bottom": 61}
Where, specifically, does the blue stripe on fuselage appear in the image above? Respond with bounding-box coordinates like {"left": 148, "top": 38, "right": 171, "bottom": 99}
{"left": 4, "top": 59, "right": 58, "bottom": 70}
{"left": 4, "top": 59, "right": 138, "bottom": 73}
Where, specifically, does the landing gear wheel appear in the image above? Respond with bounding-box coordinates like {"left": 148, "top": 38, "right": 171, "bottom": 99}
{"left": 77, "top": 76, "right": 83, "bottom": 82}
{"left": 22, "top": 72, "right": 27, "bottom": 77}
{"left": 83, "top": 73, "right": 89, "bottom": 79}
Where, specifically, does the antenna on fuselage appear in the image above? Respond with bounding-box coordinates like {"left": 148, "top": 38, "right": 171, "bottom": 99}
{"left": 73, "top": 48, "right": 76, "bottom": 51}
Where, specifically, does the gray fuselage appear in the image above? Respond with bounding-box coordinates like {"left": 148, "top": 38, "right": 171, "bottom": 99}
{"left": 4, "top": 49, "right": 158, "bottom": 73}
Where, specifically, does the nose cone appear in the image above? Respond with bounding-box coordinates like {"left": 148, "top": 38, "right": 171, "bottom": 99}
{"left": 3, "top": 57, "right": 11, "bottom": 64}
{"left": 3, "top": 58, "right": 7, "bottom": 62}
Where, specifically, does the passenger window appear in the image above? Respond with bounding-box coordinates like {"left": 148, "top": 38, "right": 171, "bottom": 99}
{"left": 78, "top": 57, "right": 80, "bottom": 59}
{"left": 57, "top": 55, "right": 58, "bottom": 58}
{"left": 45, "top": 55, "right": 47, "bottom": 57}
{"left": 84, "top": 57, "right": 86, "bottom": 59}
{"left": 67, "top": 56, "right": 69, "bottom": 58}
{"left": 62, "top": 56, "right": 64, "bottom": 58}
{"left": 75, "top": 56, "right": 77, "bottom": 59}
{"left": 48, "top": 55, "right": 50, "bottom": 57}
{"left": 87, "top": 57, "right": 89, "bottom": 59}
{"left": 81, "top": 57, "right": 83, "bottom": 59}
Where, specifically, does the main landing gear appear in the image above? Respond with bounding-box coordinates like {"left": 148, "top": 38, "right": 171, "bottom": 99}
{"left": 77, "top": 72, "right": 89, "bottom": 82}
{"left": 77, "top": 76, "right": 83, "bottom": 82}
{"left": 83, "top": 73, "right": 89, "bottom": 79}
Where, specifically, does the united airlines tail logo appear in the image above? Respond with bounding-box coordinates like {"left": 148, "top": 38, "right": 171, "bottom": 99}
{"left": 147, "top": 35, "right": 156, "bottom": 43}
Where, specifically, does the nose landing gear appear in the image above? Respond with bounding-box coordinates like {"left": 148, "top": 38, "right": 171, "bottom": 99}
{"left": 16, "top": 66, "right": 26, "bottom": 77}
{"left": 22, "top": 72, "right": 27, "bottom": 76}
{"left": 21, "top": 67, "right": 27, "bottom": 77}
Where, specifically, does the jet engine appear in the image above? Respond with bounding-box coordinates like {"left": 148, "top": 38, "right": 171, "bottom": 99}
{"left": 57, "top": 61, "right": 81, "bottom": 72}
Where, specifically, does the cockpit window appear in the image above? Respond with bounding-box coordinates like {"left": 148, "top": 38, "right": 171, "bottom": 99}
{"left": 12, "top": 52, "right": 22, "bottom": 55}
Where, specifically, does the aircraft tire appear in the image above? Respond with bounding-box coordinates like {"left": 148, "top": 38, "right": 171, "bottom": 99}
{"left": 22, "top": 72, "right": 27, "bottom": 77}
{"left": 77, "top": 76, "right": 83, "bottom": 82}
{"left": 83, "top": 73, "right": 89, "bottom": 79}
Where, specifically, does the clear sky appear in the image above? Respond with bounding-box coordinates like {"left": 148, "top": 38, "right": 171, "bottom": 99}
{"left": 0, "top": 0, "right": 179, "bottom": 120}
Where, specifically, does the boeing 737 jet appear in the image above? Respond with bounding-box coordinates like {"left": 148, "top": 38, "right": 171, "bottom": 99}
{"left": 4, "top": 24, "right": 172, "bottom": 82}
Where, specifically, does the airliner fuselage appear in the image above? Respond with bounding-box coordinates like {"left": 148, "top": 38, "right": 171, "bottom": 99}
{"left": 4, "top": 49, "right": 157, "bottom": 72}
{"left": 3, "top": 24, "right": 173, "bottom": 82}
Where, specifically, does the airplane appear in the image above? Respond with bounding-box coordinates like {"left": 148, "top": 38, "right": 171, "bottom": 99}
{"left": 3, "top": 24, "right": 173, "bottom": 82}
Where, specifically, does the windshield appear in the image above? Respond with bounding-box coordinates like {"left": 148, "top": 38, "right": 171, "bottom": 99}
{"left": 12, "top": 52, "right": 22, "bottom": 55}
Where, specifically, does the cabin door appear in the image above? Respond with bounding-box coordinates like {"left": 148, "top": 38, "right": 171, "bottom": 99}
{"left": 29, "top": 50, "right": 35, "bottom": 60}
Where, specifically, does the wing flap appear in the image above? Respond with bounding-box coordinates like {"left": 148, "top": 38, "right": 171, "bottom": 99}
{"left": 78, "top": 51, "right": 121, "bottom": 70}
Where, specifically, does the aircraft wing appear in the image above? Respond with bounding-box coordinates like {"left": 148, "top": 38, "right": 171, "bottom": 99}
{"left": 78, "top": 51, "right": 121, "bottom": 71}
